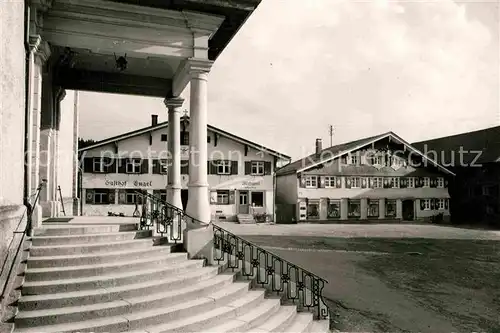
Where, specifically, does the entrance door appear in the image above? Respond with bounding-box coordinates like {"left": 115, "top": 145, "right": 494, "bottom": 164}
{"left": 239, "top": 191, "right": 249, "bottom": 214}
{"left": 402, "top": 199, "right": 414, "bottom": 221}
{"left": 181, "top": 189, "right": 188, "bottom": 211}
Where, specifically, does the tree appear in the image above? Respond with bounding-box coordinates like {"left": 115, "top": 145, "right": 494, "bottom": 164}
{"left": 78, "top": 138, "right": 96, "bottom": 149}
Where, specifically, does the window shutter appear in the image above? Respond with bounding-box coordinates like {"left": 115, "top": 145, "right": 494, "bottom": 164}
{"left": 318, "top": 176, "right": 325, "bottom": 188}
{"left": 108, "top": 190, "right": 116, "bottom": 204}
{"left": 430, "top": 178, "right": 436, "bottom": 188}
{"left": 444, "top": 179, "right": 449, "bottom": 188}
{"left": 211, "top": 161, "right": 218, "bottom": 175}
{"left": 445, "top": 199, "right": 449, "bottom": 209}
{"left": 85, "top": 189, "right": 94, "bottom": 204}
{"left": 361, "top": 178, "right": 367, "bottom": 188}
{"left": 264, "top": 161, "right": 272, "bottom": 175}
{"left": 118, "top": 190, "right": 126, "bottom": 204}
{"left": 141, "top": 159, "right": 149, "bottom": 174}
{"left": 420, "top": 199, "right": 425, "bottom": 210}
{"left": 229, "top": 190, "right": 235, "bottom": 204}
{"left": 245, "top": 161, "right": 252, "bottom": 175}
{"left": 231, "top": 161, "right": 238, "bottom": 175}
{"left": 336, "top": 177, "right": 342, "bottom": 188}
{"left": 399, "top": 177, "right": 406, "bottom": 188}
{"left": 152, "top": 160, "right": 160, "bottom": 174}
{"left": 298, "top": 174, "right": 306, "bottom": 188}
{"left": 83, "top": 158, "right": 93, "bottom": 173}
{"left": 181, "top": 160, "right": 189, "bottom": 175}
{"left": 106, "top": 158, "right": 117, "bottom": 173}
{"left": 118, "top": 159, "right": 127, "bottom": 173}
{"left": 430, "top": 199, "right": 435, "bottom": 210}
{"left": 207, "top": 161, "right": 212, "bottom": 175}
{"left": 383, "top": 178, "right": 390, "bottom": 188}
{"left": 415, "top": 177, "right": 422, "bottom": 188}
{"left": 345, "top": 177, "right": 352, "bottom": 189}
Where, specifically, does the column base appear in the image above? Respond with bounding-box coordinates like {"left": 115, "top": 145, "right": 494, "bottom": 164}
{"left": 186, "top": 184, "right": 211, "bottom": 226}
{"left": 167, "top": 185, "right": 183, "bottom": 210}
{"left": 72, "top": 198, "right": 80, "bottom": 216}
{"left": 41, "top": 201, "right": 60, "bottom": 218}
{"left": 31, "top": 204, "right": 43, "bottom": 229}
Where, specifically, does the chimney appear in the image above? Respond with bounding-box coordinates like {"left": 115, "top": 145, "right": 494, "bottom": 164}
{"left": 151, "top": 114, "right": 158, "bottom": 126}
{"left": 315, "top": 138, "right": 322, "bottom": 156}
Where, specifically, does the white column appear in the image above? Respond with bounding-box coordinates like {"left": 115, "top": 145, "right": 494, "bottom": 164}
{"left": 72, "top": 91, "right": 80, "bottom": 216}
{"left": 28, "top": 36, "right": 50, "bottom": 227}
{"left": 186, "top": 70, "right": 211, "bottom": 224}
{"left": 164, "top": 97, "right": 184, "bottom": 209}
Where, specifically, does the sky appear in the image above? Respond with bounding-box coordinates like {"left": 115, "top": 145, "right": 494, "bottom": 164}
{"left": 77, "top": 0, "right": 500, "bottom": 160}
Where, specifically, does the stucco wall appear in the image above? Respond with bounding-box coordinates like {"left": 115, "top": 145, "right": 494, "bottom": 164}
{"left": 0, "top": 0, "right": 26, "bottom": 322}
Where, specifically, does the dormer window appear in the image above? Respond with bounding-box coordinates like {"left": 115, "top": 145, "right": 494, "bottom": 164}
{"left": 350, "top": 154, "right": 359, "bottom": 165}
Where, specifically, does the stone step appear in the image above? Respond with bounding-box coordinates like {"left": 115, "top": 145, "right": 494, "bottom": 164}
{"left": 32, "top": 223, "right": 138, "bottom": 236}
{"left": 20, "top": 260, "right": 209, "bottom": 309}
{"left": 251, "top": 305, "right": 298, "bottom": 332}
{"left": 14, "top": 281, "right": 257, "bottom": 332}
{"left": 307, "top": 319, "right": 331, "bottom": 333}
{"left": 30, "top": 230, "right": 152, "bottom": 246}
{"left": 26, "top": 245, "right": 173, "bottom": 269}
{"left": 201, "top": 297, "right": 283, "bottom": 332}
{"left": 25, "top": 251, "right": 187, "bottom": 282}
{"left": 282, "top": 312, "right": 314, "bottom": 333}
{"left": 29, "top": 238, "right": 155, "bottom": 257}
{"left": 22, "top": 260, "right": 217, "bottom": 296}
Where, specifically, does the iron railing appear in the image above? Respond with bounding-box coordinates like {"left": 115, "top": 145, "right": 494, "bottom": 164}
{"left": 213, "top": 224, "right": 329, "bottom": 320}
{"left": 0, "top": 182, "right": 44, "bottom": 304}
{"left": 135, "top": 191, "right": 210, "bottom": 243}
{"left": 57, "top": 185, "right": 66, "bottom": 216}
{"left": 137, "top": 192, "right": 329, "bottom": 320}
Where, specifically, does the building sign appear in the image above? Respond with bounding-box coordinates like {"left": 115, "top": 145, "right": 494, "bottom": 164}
{"left": 83, "top": 175, "right": 164, "bottom": 189}
{"left": 103, "top": 179, "right": 153, "bottom": 188}
{"left": 242, "top": 180, "right": 261, "bottom": 189}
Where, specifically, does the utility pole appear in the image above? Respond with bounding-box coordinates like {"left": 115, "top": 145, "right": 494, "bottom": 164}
{"left": 328, "top": 125, "right": 334, "bottom": 147}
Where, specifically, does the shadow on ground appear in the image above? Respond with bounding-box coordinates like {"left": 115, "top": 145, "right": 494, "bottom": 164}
{"left": 242, "top": 235, "right": 500, "bottom": 333}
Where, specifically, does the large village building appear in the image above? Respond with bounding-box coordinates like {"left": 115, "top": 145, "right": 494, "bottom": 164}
{"left": 413, "top": 125, "right": 500, "bottom": 228}
{"left": 79, "top": 115, "right": 290, "bottom": 222}
{"left": 275, "top": 133, "right": 455, "bottom": 223}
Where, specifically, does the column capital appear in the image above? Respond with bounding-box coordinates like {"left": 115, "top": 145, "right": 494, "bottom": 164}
{"left": 164, "top": 97, "right": 185, "bottom": 109}
{"left": 30, "top": 35, "right": 51, "bottom": 65}
{"left": 172, "top": 58, "right": 213, "bottom": 96}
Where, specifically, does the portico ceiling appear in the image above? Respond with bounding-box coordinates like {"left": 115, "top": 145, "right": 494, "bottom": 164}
{"left": 36, "top": 0, "right": 261, "bottom": 97}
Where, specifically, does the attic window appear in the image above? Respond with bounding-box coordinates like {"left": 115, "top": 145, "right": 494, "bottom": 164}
{"left": 350, "top": 154, "right": 359, "bottom": 165}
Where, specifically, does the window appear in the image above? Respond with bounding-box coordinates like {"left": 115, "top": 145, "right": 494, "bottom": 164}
{"left": 305, "top": 175, "right": 318, "bottom": 188}
{"left": 126, "top": 190, "right": 140, "bottom": 205}
{"left": 93, "top": 158, "right": 111, "bottom": 173}
{"left": 437, "top": 199, "right": 446, "bottom": 210}
{"left": 307, "top": 201, "right": 319, "bottom": 219}
{"left": 216, "top": 190, "right": 229, "bottom": 204}
{"left": 350, "top": 154, "right": 359, "bottom": 165}
{"left": 181, "top": 132, "right": 189, "bottom": 145}
{"left": 251, "top": 191, "right": 264, "bottom": 207}
{"left": 371, "top": 177, "right": 383, "bottom": 188}
{"left": 390, "top": 177, "right": 400, "bottom": 188}
{"left": 368, "top": 200, "right": 379, "bottom": 217}
{"left": 161, "top": 134, "right": 167, "bottom": 142}
{"left": 437, "top": 177, "right": 444, "bottom": 188}
{"left": 94, "top": 189, "right": 111, "bottom": 204}
{"left": 217, "top": 160, "right": 231, "bottom": 175}
{"left": 348, "top": 200, "right": 361, "bottom": 217}
{"left": 327, "top": 200, "right": 340, "bottom": 219}
{"left": 160, "top": 192, "right": 167, "bottom": 202}
{"left": 126, "top": 159, "right": 141, "bottom": 173}
{"left": 422, "top": 199, "right": 431, "bottom": 210}
{"left": 385, "top": 200, "right": 397, "bottom": 217}
{"left": 407, "top": 177, "right": 415, "bottom": 188}
{"left": 351, "top": 177, "right": 361, "bottom": 188}
{"left": 423, "top": 177, "right": 430, "bottom": 187}
{"left": 251, "top": 161, "right": 264, "bottom": 175}
{"left": 324, "top": 176, "right": 336, "bottom": 188}
{"left": 392, "top": 157, "right": 403, "bottom": 168}
{"left": 160, "top": 160, "right": 168, "bottom": 174}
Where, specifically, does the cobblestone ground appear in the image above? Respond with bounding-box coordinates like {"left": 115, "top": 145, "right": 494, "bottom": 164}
{"left": 215, "top": 221, "right": 500, "bottom": 240}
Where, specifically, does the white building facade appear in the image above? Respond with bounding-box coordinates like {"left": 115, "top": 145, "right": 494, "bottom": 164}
{"left": 79, "top": 115, "right": 290, "bottom": 222}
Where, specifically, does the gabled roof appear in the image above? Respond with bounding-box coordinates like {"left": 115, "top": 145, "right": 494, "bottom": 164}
{"left": 79, "top": 116, "right": 291, "bottom": 160}
{"left": 276, "top": 131, "right": 455, "bottom": 176}
{"left": 412, "top": 125, "right": 500, "bottom": 166}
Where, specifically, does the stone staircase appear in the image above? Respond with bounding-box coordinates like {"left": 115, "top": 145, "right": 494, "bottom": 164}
{"left": 237, "top": 214, "right": 256, "bottom": 224}
{"left": 12, "top": 221, "right": 330, "bottom": 333}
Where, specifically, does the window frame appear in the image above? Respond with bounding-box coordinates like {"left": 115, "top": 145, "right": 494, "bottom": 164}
{"left": 305, "top": 175, "right": 318, "bottom": 188}
{"left": 92, "top": 158, "right": 107, "bottom": 173}
{"left": 390, "top": 177, "right": 400, "bottom": 188}
{"left": 372, "top": 177, "right": 383, "bottom": 188}
{"left": 351, "top": 177, "right": 361, "bottom": 188}
{"left": 216, "top": 190, "right": 229, "bottom": 205}
{"left": 126, "top": 159, "right": 142, "bottom": 174}
{"left": 324, "top": 176, "right": 336, "bottom": 188}
{"left": 216, "top": 160, "right": 231, "bottom": 175}
{"left": 423, "top": 177, "right": 430, "bottom": 187}
{"left": 306, "top": 201, "right": 320, "bottom": 219}
{"left": 250, "top": 161, "right": 265, "bottom": 175}
{"left": 350, "top": 154, "right": 359, "bottom": 165}
{"left": 93, "top": 190, "right": 109, "bottom": 204}
{"left": 407, "top": 177, "right": 415, "bottom": 188}
{"left": 437, "top": 199, "right": 445, "bottom": 210}
{"left": 422, "top": 199, "right": 431, "bottom": 210}
{"left": 437, "top": 177, "right": 444, "bottom": 188}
